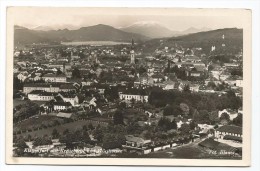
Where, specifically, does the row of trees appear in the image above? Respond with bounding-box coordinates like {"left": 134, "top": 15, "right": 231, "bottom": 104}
{"left": 148, "top": 89, "right": 242, "bottom": 111}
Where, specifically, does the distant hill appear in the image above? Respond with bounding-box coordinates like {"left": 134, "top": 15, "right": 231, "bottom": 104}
{"left": 120, "top": 21, "right": 174, "bottom": 38}
{"left": 142, "top": 28, "right": 243, "bottom": 54}
{"left": 180, "top": 27, "right": 211, "bottom": 35}
{"left": 14, "top": 24, "right": 149, "bottom": 45}
{"left": 120, "top": 21, "right": 212, "bottom": 38}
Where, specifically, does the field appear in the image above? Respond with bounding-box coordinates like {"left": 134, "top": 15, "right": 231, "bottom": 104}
{"left": 14, "top": 116, "right": 109, "bottom": 138}
{"left": 13, "top": 99, "right": 46, "bottom": 107}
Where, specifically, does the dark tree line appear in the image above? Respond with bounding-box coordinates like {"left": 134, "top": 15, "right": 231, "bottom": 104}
{"left": 13, "top": 101, "right": 40, "bottom": 123}
{"left": 148, "top": 89, "right": 242, "bottom": 111}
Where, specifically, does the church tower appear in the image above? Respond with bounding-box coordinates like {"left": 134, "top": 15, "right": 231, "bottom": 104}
{"left": 130, "top": 38, "right": 135, "bottom": 64}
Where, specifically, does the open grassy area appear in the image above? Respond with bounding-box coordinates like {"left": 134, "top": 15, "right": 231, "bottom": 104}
{"left": 14, "top": 115, "right": 65, "bottom": 132}
{"left": 15, "top": 117, "right": 108, "bottom": 138}
{"left": 13, "top": 99, "right": 27, "bottom": 107}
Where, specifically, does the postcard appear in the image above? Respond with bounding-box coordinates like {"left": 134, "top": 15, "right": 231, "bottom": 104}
{"left": 6, "top": 7, "right": 251, "bottom": 166}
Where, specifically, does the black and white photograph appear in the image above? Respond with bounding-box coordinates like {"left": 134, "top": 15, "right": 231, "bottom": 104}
{"left": 5, "top": 7, "right": 252, "bottom": 166}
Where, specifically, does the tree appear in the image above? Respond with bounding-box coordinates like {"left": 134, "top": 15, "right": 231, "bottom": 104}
{"left": 104, "top": 87, "right": 119, "bottom": 101}
{"left": 158, "top": 117, "right": 173, "bottom": 131}
{"left": 193, "top": 110, "right": 210, "bottom": 124}
{"left": 183, "top": 84, "right": 191, "bottom": 93}
{"left": 207, "top": 81, "right": 216, "bottom": 89}
{"left": 189, "top": 120, "right": 197, "bottom": 130}
{"left": 13, "top": 101, "right": 40, "bottom": 123}
{"left": 171, "top": 119, "right": 177, "bottom": 130}
{"left": 59, "top": 133, "right": 75, "bottom": 149}
{"left": 16, "top": 137, "right": 28, "bottom": 149}
{"left": 72, "top": 68, "right": 81, "bottom": 79}
{"left": 208, "top": 65, "right": 214, "bottom": 72}
{"left": 209, "top": 111, "right": 219, "bottom": 124}
{"left": 14, "top": 137, "right": 29, "bottom": 156}
{"left": 102, "top": 133, "right": 122, "bottom": 149}
{"left": 113, "top": 110, "right": 124, "bottom": 125}
{"left": 130, "top": 98, "right": 135, "bottom": 105}
{"left": 163, "top": 104, "right": 181, "bottom": 117}
{"left": 233, "top": 113, "right": 242, "bottom": 126}
{"left": 138, "top": 65, "right": 147, "bottom": 75}
{"left": 56, "top": 69, "right": 63, "bottom": 75}
{"left": 88, "top": 123, "right": 95, "bottom": 130}
{"left": 220, "top": 112, "right": 230, "bottom": 122}
{"left": 93, "top": 125, "right": 104, "bottom": 142}
{"left": 63, "top": 129, "right": 69, "bottom": 135}
{"left": 179, "top": 123, "right": 190, "bottom": 135}
{"left": 33, "top": 136, "right": 52, "bottom": 147}
{"left": 180, "top": 103, "right": 189, "bottom": 116}
{"left": 52, "top": 128, "right": 60, "bottom": 139}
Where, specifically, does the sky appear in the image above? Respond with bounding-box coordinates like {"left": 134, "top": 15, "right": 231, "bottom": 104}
{"left": 9, "top": 7, "right": 247, "bottom": 31}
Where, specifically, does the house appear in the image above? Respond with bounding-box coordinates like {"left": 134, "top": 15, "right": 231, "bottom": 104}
{"left": 28, "top": 75, "right": 42, "bottom": 82}
{"left": 42, "top": 73, "right": 67, "bottom": 83}
{"left": 215, "top": 125, "right": 242, "bottom": 140}
{"left": 152, "top": 74, "right": 164, "bottom": 83}
{"left": 49, "top": 63, "right": 71, "bottom": 73}
{"left": 134, "top": 76, "right": 153, "bottom": 86}
{"left": 58, "top": 92, "right": 79, "bottom": 106}
{"left": 189, "top": 84, "right": 200, "bottom": 92}
{"left": 124, "top": 135, "right": 151, "bottom": 148}
{"left": 119, "top": 89, "right": 148, "bottom": 103}
{"left": 219, "top": 71, "right": 231, "bottom": 81}
{"left": 187, "top": 70, "right": 203, "bottom": 77}
{"left": 17, "top": 72, "right": 28, "bottom": 82}
{"left": 162, "top": 80, "right": 178, "bottom": 90}
{"left": 218, "top": 109, "right": 241, "bottom": 121}
{"left": 82, "top": 97, "right": 97, "bottom": 109}
{"left": 223, "top": 63, "right": 239, "bottom": 68}
{"left": 53, "top": 102, "right": 72, "bottom": 111}
{"left": 28, "top": 90, "right": 56, "bottom": 101}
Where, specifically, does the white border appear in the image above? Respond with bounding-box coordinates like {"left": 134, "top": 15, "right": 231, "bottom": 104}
{"left": 1, "top": 0, "right": 260, "bottom": 170}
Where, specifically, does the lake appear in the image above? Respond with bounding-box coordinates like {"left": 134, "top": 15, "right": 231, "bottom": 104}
{"left": 61, "top": 41, "right": 131, "bottom": 46}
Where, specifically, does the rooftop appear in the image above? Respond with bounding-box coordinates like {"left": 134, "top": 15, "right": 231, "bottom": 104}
{"left": 216, "top": 125, "right": 242, "bottom": 135}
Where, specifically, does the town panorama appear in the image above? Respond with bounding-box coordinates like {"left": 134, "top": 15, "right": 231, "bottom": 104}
{"left": 12, "top": 23, "right": 243, "bottom": 159}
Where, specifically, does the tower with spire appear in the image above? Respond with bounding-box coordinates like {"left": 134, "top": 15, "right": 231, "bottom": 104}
{"left": 130, "top": 38, "right": 135, "bottom": 64}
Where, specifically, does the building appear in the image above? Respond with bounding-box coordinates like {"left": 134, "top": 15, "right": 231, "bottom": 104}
{"left": 119, "top": 88, "right": 148, "bottom": 102}
{"left": 218, "top": 109, "right": 241, "bottom": 121}
{"left": 130, "top": 39, "right": 135, "bottom": 64}
{"left": 58, "top": 92, "right": 79, "bottom": 106}
{"left": 17, "top": 72, "right": 28, "bottom": 82}
{"left": 23, "top": 83, "right": 60, "bottom": 94}
{"left": 53, "top": 102, "right": 72, "bottom": 111}
{"left": 120, "top": 93, "right": 148, "bottom": 102}
{"left": 42, "top": 73, "right": 67, "bottom": 83}
{"left": 49, "top": 63, "right": 71, "bottom": 73}
{"left": 215, "top": 125, "right": 242, "bottom": 140}
{"left": 124, "top": 135, "right": 151, "bottom": 148}
{"left": 28, "top": 90, "right": 56, "bottom": 101}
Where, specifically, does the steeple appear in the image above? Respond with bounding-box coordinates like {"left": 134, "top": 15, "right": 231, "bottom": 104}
{"left": 130, "top": 38, "right": 135, "bottom": 64}
{"left": 131, "top": 38, "right": 135, "bottom": 50}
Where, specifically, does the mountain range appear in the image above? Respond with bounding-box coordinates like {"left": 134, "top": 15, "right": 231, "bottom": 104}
{"left": 119, "top": 21, "right": 211, "bottom": 38}
{"left": 14, "top": 24, "right": 241, "bottom": 49}
{"left": 14, "top": 24, "right": 149, "bottom": 45}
